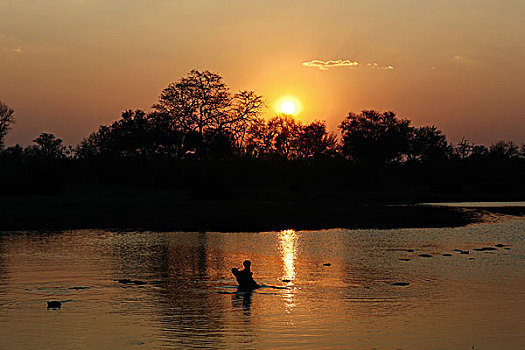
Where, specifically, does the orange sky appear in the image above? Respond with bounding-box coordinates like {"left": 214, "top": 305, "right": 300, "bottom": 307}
{"left": 1, "top": 0, "right": 524, "bottom": 146}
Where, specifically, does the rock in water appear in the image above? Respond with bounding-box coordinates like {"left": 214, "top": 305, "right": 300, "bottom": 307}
{"left": 418, "top": 254, "right": 432, "bottom": 258}
{"left": 474, "top": 247, "right": 497, "bottom": 251}
{"left": 116, "top": 278, "right": 132, "bottom": 284}
{"left": 115, "top": 279, "right": 146, "bottom": 285}
{"left": 390, "top": 282, "right": 410, "bottom": 286}
{"left": 47, "top": 301, "right": 61, "bottom": 309}
{"left": 323, "top": 263, "right": 331, "bottom": 266}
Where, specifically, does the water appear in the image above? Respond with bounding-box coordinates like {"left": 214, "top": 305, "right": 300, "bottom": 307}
{"left": 422, "top": 201, "right": 525, "bottom": 207}
{"left": 1, "top": 217, "right": 524, "bottom": 349}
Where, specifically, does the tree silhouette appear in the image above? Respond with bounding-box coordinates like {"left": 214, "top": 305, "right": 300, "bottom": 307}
{"left": 153, "top": 70, "right": 230, "bottom": 137}
{"left": 339, "top": 110, "right": 412, "bottom": 165}
{"left": 0, "top": 101, "right": 15, "bottom": 150}
{"left": 454, "top": 138, "right": 474, "bottom": 160}
{"left": 30, "top": 133, "right": 66, "bottom": 160}
{"left": 76, "top": 109, "right": 181, "bottom": 159}
{"left": 408, "top": 125, "right": 451, "bottom": 163}
{"left": 297, "top": 120, "right": 338, "bottom": 159}
{"left": 245, "top": 115, "right": 337, "bottom": 160}
{"left": 230, "top": 90, "right": 265, "bottom": 153}
{"left": 1, "top": 144, "right": 24, "bottom": 161}
{"left": 152, "top": 70, "right": 264, "bottom": 158}
{"left": 246, "top": 114, "right": 301, "bottom": 159}
{"left": 470, "top": 145, "right": 489, "bottom": 160}
{"left": 489, "top": 141, "right": 519, "bottom": 160}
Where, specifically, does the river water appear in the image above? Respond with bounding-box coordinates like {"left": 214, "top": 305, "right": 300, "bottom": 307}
{"left": 0, "top": 216, "right": 524, "bottom": 349}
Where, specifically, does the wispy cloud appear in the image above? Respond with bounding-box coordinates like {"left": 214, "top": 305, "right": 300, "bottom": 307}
{"left": 0, "top": 33, "right": 22, "bottom": 57}
{"left": 452, "top": 55, "right": 465, "bottom": 63}
{"left": 367, "top": 62, "right": 394, "bottom": 70}
{"left": 302, "top": 59, "right": 394, "bottom": 71}
{"left": 302, "top": 59, "right": 359, "bottom": 70}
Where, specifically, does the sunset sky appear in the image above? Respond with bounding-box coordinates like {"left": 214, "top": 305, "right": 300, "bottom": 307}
{"left": 1, "top": 0, "right": 524, "bottom": 146}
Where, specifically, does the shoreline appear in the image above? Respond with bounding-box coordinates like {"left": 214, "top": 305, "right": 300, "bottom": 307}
{"left": 1, "top": 190, "right": 522, "bottom": 232}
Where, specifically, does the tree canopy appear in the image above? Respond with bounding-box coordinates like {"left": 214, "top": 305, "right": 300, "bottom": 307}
{"left": 0, "top": 101, "right": 15, "bottom": 150}
{"left": 339, "top": 110, "right": 412, "bottom": 165}
{"left": 1, "top": 70, "right": 523, "bottom": 167}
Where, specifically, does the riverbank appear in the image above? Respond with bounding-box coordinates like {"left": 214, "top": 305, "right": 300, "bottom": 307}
{"left": 2, "top": 186, "right": 521, "bottom": 232}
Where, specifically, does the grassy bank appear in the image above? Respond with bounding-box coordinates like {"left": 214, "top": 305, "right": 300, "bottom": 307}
{"left": 1, "top": 156, "right": 523, "bottom": 232}
{"left": 0, "top": 186, "right": 492, "bottom": 232}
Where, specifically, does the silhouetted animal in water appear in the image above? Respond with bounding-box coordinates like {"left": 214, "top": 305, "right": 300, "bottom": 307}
{"left": 232, "top": 260, "right": 260, "bottom": 292}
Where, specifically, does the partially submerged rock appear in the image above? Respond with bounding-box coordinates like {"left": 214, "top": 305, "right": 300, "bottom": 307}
{"left": 474, "top": 247, "right": 497, "bottom": 251}
{"left": 47, "top": 301, "right": 61, "bottom": 309}
{"left": 115, "top": 279, "right": 146, "bottom": 285}
{"left": 418, "top": 254, "right": 432, "bottom": 258}
{"left": 390, "top": 282, "right": 410, "bottom": 286}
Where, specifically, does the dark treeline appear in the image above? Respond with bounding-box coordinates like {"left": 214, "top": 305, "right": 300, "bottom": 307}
{"left": 1, "top": 69, "right": 524, "bottom": 202}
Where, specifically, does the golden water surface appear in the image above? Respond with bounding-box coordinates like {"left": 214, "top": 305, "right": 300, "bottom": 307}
{"left": 0, "top": 218, "right": 524, "bottom": 349}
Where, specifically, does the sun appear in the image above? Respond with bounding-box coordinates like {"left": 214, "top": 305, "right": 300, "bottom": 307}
{"left": 276, "top": 97, "right": 301, "bottom": 116}
{"left": 281, "top": 101, "right": 297, "bottom": 115}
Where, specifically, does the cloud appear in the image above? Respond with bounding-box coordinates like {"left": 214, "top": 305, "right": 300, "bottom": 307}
{"left": 452, "top": 55, "right": 465, "bottom": 63}
{"left": 366, "top": 62, "right": 394, "bottom": 70}
{"left": 302, "top": 59, "right": 359, "bottom": 70}
{"left": 0, "top": 33, "right": 22, "bottom": 57}
{"left": 302, "top": 59, "right": 394, "bottom": 71}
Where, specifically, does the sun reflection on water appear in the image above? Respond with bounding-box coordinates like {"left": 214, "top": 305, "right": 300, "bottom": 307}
{"left": 279, "top": 229, "right": 299, "bottom": 314}
{"left": 279, "top": 229, "right": 298, "bottom": 282}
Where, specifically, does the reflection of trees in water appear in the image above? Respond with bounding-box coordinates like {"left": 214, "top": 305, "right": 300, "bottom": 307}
{"left": 109, "top": 231, "right": 235, "bottom": 348}
{"left": 0, "top": 234, "right": 7, "bottom": 291}
{"left": 0, "top": 230, "right": 69, "bottom": 281}
{"left": 157, "top": 232, "right": 230, "bottom": 348}
{"left": 0, "top": 230, "right": 92, "bottom": 308}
